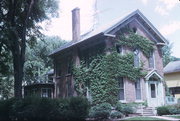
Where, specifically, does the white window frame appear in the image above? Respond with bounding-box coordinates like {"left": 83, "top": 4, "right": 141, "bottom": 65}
{"left": 134, "top": 49, "right": 140, "bottom": 67}
{"left": 116, "top": 44, "right": 124, "bottom": 55}
{"left": 41, "top": 88, "right": 52, "bottom": 98}
{"left": 118, "top": 77, "right": 126, "bottom": 102}
{"left": 149, "top": 51, "right": 155, "bottom": 69}
{"left": 135, "top": 79, "right": 142, "bottom": 101}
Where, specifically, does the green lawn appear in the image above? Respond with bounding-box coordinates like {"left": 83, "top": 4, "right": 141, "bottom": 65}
{"left": 124, "top": 116, "right": 167, "bottom": 120}
{"left": 165, "top": 115, "right": 180, "bottom": 119}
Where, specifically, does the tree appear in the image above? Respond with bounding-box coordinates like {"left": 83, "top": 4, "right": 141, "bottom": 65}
{"left": 0, "top": 0, "right": 59, "bottom": 97}
{"left": 162, "top": 42, "right": 180, "bottom": 67}
{"left": 0, "top": 44, "right": 14, "bottom": 99}
{"left": 24, "top": 36, "right": 66, "bottom": 83}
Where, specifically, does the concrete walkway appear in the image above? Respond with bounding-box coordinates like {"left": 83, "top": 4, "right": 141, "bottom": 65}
{"left": 150, "top": 116, "right": 179, "bottom": 121}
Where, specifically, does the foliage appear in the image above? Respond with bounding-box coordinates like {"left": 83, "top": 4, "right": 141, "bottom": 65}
{"left": 89, "top": 103, "right": 112, "bottom": 119}
{"left": 73, "top": 27, "right": 153, "bottom": 105}
{"left": 157, "top": 104, "right": 180, "bottom": 116}
{"left": 0, "top": 44, "right": 14, "bottom": 99}
{"left": 0, "top": 96, "right": 89, "bottom": 121}
{"left": 110, "top": 111, "right": 123, "bottom": 119}
{"left": 162, "top": 42, "right": 180, "bottom": 67}
{"left": 115, "top": 102, "right": 135, "bottom": 116}
{"left": 24, "top": 36, "right": 66, "bottom": 83}
{"left": 116, "top": 28, "right": 154, "bottom": 57}
{"left": 0, "top": 0, "right": 59, "bottom": 97}
{"left": 73, "top": 52, "right": 144, "bottom": 104}
{"left": 156, "top": 106, "right": 170, "bottom": 116}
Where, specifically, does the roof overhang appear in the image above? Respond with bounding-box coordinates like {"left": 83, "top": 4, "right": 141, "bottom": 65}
{"left": 49, "top": 9, "right": 167, "bottom": 57}
{"left": 104, "top": 10, "right": 167, "bottom": 44}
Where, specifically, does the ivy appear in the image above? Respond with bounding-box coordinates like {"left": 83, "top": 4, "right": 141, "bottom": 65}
{"left": 117, "top": 29, "right": 154, "bottom": 57}
{"left": 73, "top": 27, "right": 154, "bottom": 105}
{"left": 73, "top": 52, "right": 144, "bottom": 104}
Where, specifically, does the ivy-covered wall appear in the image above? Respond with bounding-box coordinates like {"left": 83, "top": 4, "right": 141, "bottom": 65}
{"left": 73, "top": 27, "right": 155, "bottom": 104}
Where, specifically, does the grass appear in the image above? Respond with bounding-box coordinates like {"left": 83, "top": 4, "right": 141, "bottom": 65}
{"left": 165, "top": 115, "right": 180, "bottom": 119}
{"left": 124, "top": 116, "right": 167, "bottom": 120}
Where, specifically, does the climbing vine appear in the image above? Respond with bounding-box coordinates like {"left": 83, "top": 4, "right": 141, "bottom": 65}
{"left": 73, "top": 27, "right": 154, "bottom": 105}
{"left": 117, "top": 28, "right": 154, "bottom": 57}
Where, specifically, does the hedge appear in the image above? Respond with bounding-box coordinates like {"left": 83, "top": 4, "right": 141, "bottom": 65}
{"left": 157, "top": 104, "right": 180, "bottom": 116}
{"left": 0, "top": 96, "right": 90, "bottom": 121}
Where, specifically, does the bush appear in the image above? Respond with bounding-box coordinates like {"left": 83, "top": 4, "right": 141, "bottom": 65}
{"left": 115, "top": 102, "right": 134, "bottom": 116}
{"left": 110, "top": 111, "right": 123, "bottom": 119}
{"left": 157, "top": 106, "right": 170, "bottom": 116}
{"left": 0, "top": 96, "right": 90, "bottom": 121}
{"left": 89, "top": 103, "right": 112, "bottom": 119}
{"left": 157, "top": 104, "right": 180, "bottom": 116}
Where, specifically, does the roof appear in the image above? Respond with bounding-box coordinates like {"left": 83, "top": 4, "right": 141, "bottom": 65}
{"left": 49, "top": 9, "right": 167, "bottom": 56}
{"left": 164, "top": 61, "right": 180, "bottom": 74}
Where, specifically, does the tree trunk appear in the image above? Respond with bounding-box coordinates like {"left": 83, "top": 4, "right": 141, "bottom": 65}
{"left": 12, "top": 52, "right": 23, "bottom": 98}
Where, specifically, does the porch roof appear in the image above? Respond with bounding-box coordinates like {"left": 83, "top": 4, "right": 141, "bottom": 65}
{"left": 145, "top": 69, "right": 163, "bottom": 81}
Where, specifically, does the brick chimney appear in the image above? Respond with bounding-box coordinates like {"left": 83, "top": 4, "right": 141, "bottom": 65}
{"left": 72, "top": 7, "right": 80, "bottom": 41}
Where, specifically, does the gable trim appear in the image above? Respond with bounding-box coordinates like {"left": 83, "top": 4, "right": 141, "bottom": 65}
{"left": 104, "top": 10, "right": 167, "bottom": 44}
{"left": 145, "top": 69, "right": 163, "bottom": 81}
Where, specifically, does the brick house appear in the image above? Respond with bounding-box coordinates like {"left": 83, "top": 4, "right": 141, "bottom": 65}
{"left": 49, "top": 8, "right": 167, "bottom": 107}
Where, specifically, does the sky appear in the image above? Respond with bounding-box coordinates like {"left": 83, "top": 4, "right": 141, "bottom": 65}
{"left": 42, "top": 0, "right": 180, "bottom": 58}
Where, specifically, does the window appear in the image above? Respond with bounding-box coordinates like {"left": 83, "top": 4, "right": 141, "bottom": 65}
{"left": 149, "top": 51, "right": 154, "bottom": 68}
{"left": 135, "top": 79, "right": 141, "bottom": 100}
{"left": 134, "top": 49, "right": 139, "bottom": 67}
{"left": 67, "top": 59, "right": 73, "bottom": 74}
{"left": 56, "top": 63, "right": 61, "bottom": 76}
{"left": 41, "top": 88, "right": 52, "bottom": 98}
{"left": 66, "top": 79, "right": 72, "bottom": 97}
{"left": 150, "top": 84, "right": 156, "bottom": 98}
{"left": 116, "top": 45, "right": 123, "bottom": 54}
{"left": 132, "top": 27, "right": 137, "bottom": 33}
{"left": 118, "top": 77, "right": 124, "bottom": 100}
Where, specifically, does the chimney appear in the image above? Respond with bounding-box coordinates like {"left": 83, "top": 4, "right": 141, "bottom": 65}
{"left": 72, "top": 7, "right": 80, "bottom": 42}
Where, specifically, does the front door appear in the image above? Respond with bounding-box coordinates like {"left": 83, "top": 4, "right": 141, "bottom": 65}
{"left": 148, "top": 81, "right": 158, "bottom": 107}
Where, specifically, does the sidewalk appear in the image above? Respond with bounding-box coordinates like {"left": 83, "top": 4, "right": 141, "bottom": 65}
{"left": 150, "top": 116, "right": 179, "bottom": 121}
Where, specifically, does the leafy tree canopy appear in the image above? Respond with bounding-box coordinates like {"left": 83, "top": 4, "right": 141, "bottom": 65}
{"left": 0, "top": 0, "right": 59, "bottom": 97}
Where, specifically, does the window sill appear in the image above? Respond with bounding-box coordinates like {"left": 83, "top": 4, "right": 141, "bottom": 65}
{"left": 65, "top": 74, "right": 72, "bottom": 77}
{"left": 119, "top": 100, "right": 127, "bottom": 103}
{"left": 56, "top": 76, "right": 62, "bottom": 79}
{"left": 135, "top": 100, "right": 144, "bottom": 103}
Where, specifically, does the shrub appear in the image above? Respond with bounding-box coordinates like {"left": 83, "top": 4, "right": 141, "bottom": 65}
{"left": 110, "top": 111, "right": 123, "bottom": 119}
{"left": 0, "top": 98, "right": 16, "bottom": 120}
{"left": 0, "top": 96, "right": 90, "bottom": 121}
{"left": 67, "top": 97, "right": 90, "bottom": 120}
{"left": 89, "top": 103, "right": 112, "bottom": 119}
{"left": 157, "top": 106, "right": 171, "bottom": 116}
{"left": 115, "top": 102, "right": 134, "bottom": 116}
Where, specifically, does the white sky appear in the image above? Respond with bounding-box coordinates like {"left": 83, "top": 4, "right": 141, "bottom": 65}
{"left": 42, "top": 0, "right": 96, "bottom": 41}
{"left": 42, "top": 0, "right": 180, "bottom": 58}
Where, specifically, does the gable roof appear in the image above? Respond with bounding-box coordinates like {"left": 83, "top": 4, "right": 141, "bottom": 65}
{"left": 50, "top": 9, "right": 167, "bottom": 56}
{"left": 164, "top": 61, "right": 180, "bottom": 74}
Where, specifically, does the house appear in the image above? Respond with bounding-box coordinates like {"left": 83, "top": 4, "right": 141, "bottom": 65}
{"left": 49, "top": 8, "right": 167, "bottom": 107}
{"left": 164, "top": 61, "right": 180, "bottom": 99}
{"left": 23, "top": 69, "right": 54, "bottom": 98}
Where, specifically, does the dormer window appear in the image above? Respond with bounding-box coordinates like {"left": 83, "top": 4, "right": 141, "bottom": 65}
{"left": 116, "top": 45, "right": 123, "bottom": 55}
{"left": 134, "top": 49, "right": 139, "bottom": 67}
